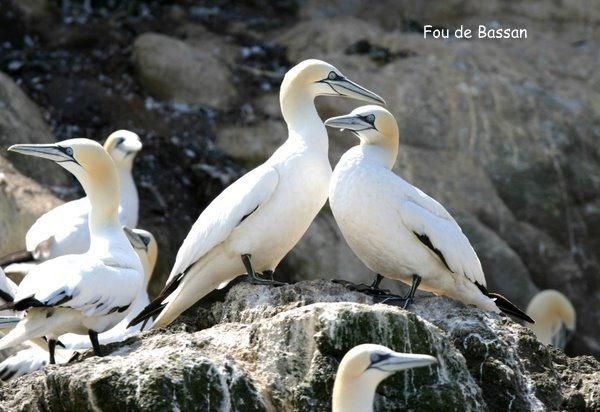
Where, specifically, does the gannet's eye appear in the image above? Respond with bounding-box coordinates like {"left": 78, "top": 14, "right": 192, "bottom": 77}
{"left": 116, "top": 137, "right": 125, "bottom": 146}
{"left": 65, "top": 147, "right": 73, "bottom": 156}
{"left": 328, "top": 71, "right": 337, "bottom": 80}
{"left": 370, "top": 352, "right": 391, "bottom": 364}
{"left": 366, "top": 114, "right": 375, "bottom": 124}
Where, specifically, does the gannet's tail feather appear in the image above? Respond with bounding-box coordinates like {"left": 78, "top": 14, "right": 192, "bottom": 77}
{"left": 0, "top": 250, "right": 33, "bottom": 267}
{"left": 475, "top": 283, "right": 534, "bottom": 323}
{"left": 128, "top": 271, "right": 185, "bottom": 328}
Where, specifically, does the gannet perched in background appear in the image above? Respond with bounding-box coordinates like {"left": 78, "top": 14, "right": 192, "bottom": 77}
{"left": 129, "top": 59, "right": 385, "bottom": 329}
{"left": 526, "top": 290, "right": 575, "bottom": 348}
{"left": 0, "top": 139, "right": 144, "bottom": 363}
{"left": 325, "top": 106, "right": 533, "bottom": 322}
{"left": 0, "top": 228, "right": 157, "bottom": 380}
{"left": 1, "top": 130, "right": 141, "bottom": 274}
{"left": 332, "top": 344, "right": 437, "bottom": 412}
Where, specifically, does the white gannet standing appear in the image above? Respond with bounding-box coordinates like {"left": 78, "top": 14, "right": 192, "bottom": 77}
{"left": 526, "top": 290, "right": 575, "bottom": 348}
{"left": 0, "top": 139, "right": 144, "bottom": 363}
{"left": 325, "top": 106, "right": 533, "bottom": 322}
{"left": 129, "top": 59, "right": 385, "bottom": 329}
{"left": 1, "top": 130, "right": 142, "bottom": 274}
{"left": 0, "top": 228, "right": 158, "bottom": 380}
{"left": 332, "top": 344, "right": 437, "bottom": 412}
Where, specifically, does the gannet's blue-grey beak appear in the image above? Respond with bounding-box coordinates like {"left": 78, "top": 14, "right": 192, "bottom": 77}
{"left": 320, "top": 75, "right": 386, "bottom": 105}
{"left": 369, "top": 352, "right": 438, "bottom": 372}
{"left": 123, "top": 226, "right": 150, "bottom": 251}
{"left": 8, "top": 143, "right": 78, "bottom": 165}
{"left": 325, "top": 114, "right": 374, "bottom": 132}
{"left": 116, "top": 137, "right": 142, "bottom": 154}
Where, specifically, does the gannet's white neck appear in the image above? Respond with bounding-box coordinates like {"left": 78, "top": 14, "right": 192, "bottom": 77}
{"left": 116, "top": 159, "right": 139, "bottom": 226}
{"left": 76, "top": 158, "right": 123, "bottom": 252}
{"left": 333, "top": 376, "right": 379, "bottom": 412}
{"left": 280, "top": 87, "right": 328, "bottom": 153}
{"left": 357, "top": 142, "right": 398, "bottom": 170}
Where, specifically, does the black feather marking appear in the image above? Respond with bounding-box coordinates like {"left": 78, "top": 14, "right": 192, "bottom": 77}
{"left": 413, "top": 231, "right": 453, "bottom": 272}
{"left": 0, "top": 288, "right": 14, "bottom": 303}
{"left": 128, "top": 271, "right": 186, "bottom": 327}
{"left": 240, "top": 205, "right": 259, "bottom": 224}
{"left": 475, "top": 282, "right": 534, "bottom": 323}
{"left": 0, "top": 250, "right": 33, "bottom": 267}
{"left": 0, "top": 296, "right": 47, "bottom": 312}
{"left": 0, "top": 367, "right": 16, "bottom": 381}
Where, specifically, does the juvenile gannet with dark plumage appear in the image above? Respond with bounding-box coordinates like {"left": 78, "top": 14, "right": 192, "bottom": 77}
{"left": 526, "top": 290, "right": 575, "bottom": 348}
{"left": 325, "top": 106, "right": 533, "bottom": 322}
{"left": 129, "top": 59, "right": 385, "bottom": 329}
{"left": 0, "top": 139, "right": 144, "bottom": 363}
{"left": 332, "top": 344, "right": 437, "bottom": 412}
{"left": 0, "top": 228, "right": 157, "bottom": 380}
{"left": 1, "top": 130, "right": 141, "bottom": 273}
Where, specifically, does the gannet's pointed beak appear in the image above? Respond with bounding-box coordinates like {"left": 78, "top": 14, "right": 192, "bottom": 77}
{"left": 8, "top": 143, "right": 78, "bottom": 165}
{"left": 123, "top": 226, "right": 149, "bottom": 251}
{"left": 370, "top": 352, "right": 437, "bottom": 372}
{"left": 118, "top": 137, "right": 142, "bottom": 154}
{"left": 323, "top": 77, "right": 386, "bottom": 105}
{"left": 325, "top": 114, "right": 373, "bottom": 131}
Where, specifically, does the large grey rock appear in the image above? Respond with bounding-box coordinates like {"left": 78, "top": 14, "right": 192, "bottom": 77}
{"left": 268, "top": 17, "right": 600, "bottom": 356}
{"left": 0, "top": 71, "right": 69, "bottom": 187}
{"left": 1, "top": 281, "right": 597, "bottom": 411}
{"left": 0, "top": 157, "right": 62, "bottom": 258}
{"left": 132, "top": 32, "right": 238, "bottom": 110}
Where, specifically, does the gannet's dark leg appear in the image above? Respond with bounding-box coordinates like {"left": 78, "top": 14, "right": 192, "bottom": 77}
{"left": 241, "top": 254, "right": 283, "bottom": 286}
{"left": 48, "top": 339, "right": 57, "bottom": 364}
{"left": 402, "top": 274, "right": 422, "bottom": 309}
{"left": 88, "top": 330, "right": 102, "bottom": 357}
{"left": 334, "top": 274, "right": 390, "bottom": 296}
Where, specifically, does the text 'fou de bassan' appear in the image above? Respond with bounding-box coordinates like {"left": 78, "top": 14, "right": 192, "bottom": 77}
{"left": 424, "top": 25, "right": 528, "bottom": 40}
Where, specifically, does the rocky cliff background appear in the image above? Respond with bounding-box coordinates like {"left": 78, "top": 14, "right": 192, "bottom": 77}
{"left": 0, "top": 0, "right": 598, "bottom": 370}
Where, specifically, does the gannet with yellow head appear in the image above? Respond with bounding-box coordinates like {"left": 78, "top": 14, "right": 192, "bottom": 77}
{"left": 129, "top": 59, "right": 385, "bottom": 329}
{"left": 325, "top": 106, "right": 533, "bottom": 322}
{"left": 332, "top": 344, "right": 437, "bottom": 412}
{"left": 1, "top": 130, "right": 142, "bottom": 274}
{"left": 526, "top": 290, "right": 575, "bottom": 348}
{"left": 0, "top": 228, "right": 158, "bottom": 380}
{"left": 0, "top": 139, "right": 144, "bottom": 364}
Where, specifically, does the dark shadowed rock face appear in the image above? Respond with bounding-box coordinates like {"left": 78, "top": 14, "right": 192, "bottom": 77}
{"left": 1, "top": 281, "right": 597, "bottom": 411}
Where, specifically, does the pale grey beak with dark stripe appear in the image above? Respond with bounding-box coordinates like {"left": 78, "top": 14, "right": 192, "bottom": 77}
{"left": 325, "top": 114, "right": 373, "bottom": 131}
{"left": 325, "top": 78, "right": 386, "bottom": 105}
{"left": 8, "top": 144, "right": 76, "bottom": 164}
{"left": 123, "top": 227, "right": 149, "bottom": 251}
{"left": 369, "top": 352, "right": 438, "bottom": 372}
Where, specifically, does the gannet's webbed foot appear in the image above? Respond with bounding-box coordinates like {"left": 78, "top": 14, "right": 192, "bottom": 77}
{"left": 334, "top": 274, "right": 391, "bottom": 296}
{"left": 241, "top": 255, "right": 284, "bottom": 286}
{"left": 88, "top": 330, "right": 103, "bottom": 357}
{"left": 48, "top": 339, "right": 57, "bottom": 365}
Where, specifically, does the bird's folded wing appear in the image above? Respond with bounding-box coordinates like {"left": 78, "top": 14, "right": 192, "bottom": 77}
{"left": 0, "top": 269, "right": 17, "bottom": 303}
{"left": 0, "top": 347, "right": 48, "bottom": 381}
{"left": 16, "top": 257, "right": 140, "bottom": 317}
{"left": 399, "top": 194, "right": 486, "bottom": 287}
{"left": 25, "top": 198, "right": 89, "bottom": 252}
{"left": 167, "top": 166, "right": 280, "bottom": 283}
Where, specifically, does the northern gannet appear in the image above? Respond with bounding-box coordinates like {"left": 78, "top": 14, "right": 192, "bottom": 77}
{"left": 1, "top": 130, "right": 142, "bottom": 273}
{"left": 0, "top": 139, "right": 144, "bottom": 363}
{"left": 325, "top": 106, "right": 533, "bottom": 322}
{"left": 129, "top": 59, "right": 385, "bottom": 329}
{"left": 526, "top": 290, "right": 575, "bottom": 348}
{"left": 0, "top": 228, "right": 157, "bottom": 380}
{"left": 332, "top": 344, "right": 437, "bottom": 412}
